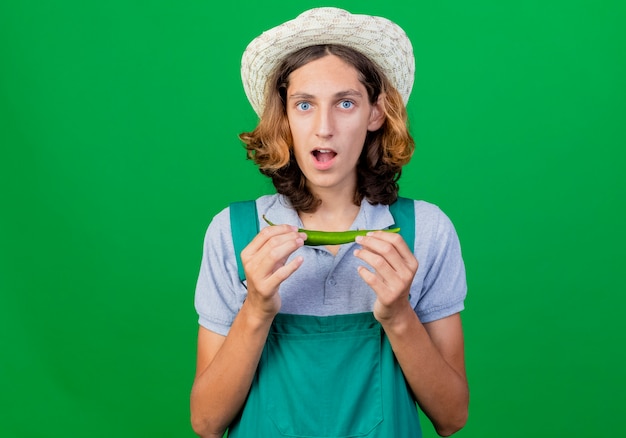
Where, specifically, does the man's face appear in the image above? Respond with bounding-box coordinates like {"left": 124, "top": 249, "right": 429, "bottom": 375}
{"left": 285, "top": 54, "right": 384, "bottom": 197}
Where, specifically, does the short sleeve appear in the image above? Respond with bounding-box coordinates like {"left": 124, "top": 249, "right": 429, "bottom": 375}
{"left": 410, "top": 202, "right": 467, "bottom": 323}
{"left": 193, "top": 207, "right": 248, "bottom": 336}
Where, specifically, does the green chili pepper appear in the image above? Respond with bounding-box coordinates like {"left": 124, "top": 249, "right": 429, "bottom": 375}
{"left": 262, "top": 215, "right": 400, "bottom": 246}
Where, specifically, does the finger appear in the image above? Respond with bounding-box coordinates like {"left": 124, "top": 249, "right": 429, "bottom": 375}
{"left": 242, "top": 225, "right": 305, "bottom": 269}
{"left": 356, "top": 232, "right": 418, "bottom": 277}
{"left": 242, "top": 229, "right": 305, "bottom": 286}
{"left": 357, "top": 264, "right": 381, "bottom": 289}
{"left": 354, "top": 248, "right": 406, "bottom": 297}
{"left": 245, "top": 234, "right": 304, "bottom": 278}
{"left": 248, "top": 253, "right": 305, "bottom": 301}
{"left": 359, "top": 231, "right": 415, "bottom": 266}
{"left": 354, "top": 248, "right": 394, "bottom": 282}
{"left": 244, "top": 223, "right": 301, "bottom": 256}
{"left": 356, "top": 259, "right": 406, "bottom": 310}
{"left": 354, "top": 238, "right": 418, "bottom": 299}
{"left": 271, "top": 255, "right": 304, "bottom": 284}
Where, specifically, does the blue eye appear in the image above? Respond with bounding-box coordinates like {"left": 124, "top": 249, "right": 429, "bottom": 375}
{"left": 340, "top": 100, "right": 354, "bottom": 109}
{"left": 297, "top": 102, "right": 311, "bottom": 111}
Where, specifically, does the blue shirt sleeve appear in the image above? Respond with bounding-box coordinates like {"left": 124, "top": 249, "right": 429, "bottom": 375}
{"left": 409, "top": 201, "right": 467, "bottom": 323}
{"left": 194, "top": 206, "right": 247, "bottom": 336}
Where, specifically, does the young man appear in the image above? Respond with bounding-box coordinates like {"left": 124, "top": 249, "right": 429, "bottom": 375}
{"left": 191, "top": 7, "right": 468, "bottom": 438}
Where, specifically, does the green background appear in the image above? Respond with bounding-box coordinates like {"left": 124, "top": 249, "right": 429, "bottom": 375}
{"left": 1, "top": 1, "right": 625, "bottom": 436}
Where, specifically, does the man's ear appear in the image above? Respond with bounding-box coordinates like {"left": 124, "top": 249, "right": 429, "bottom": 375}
{"left": 367, "top": 94, "right": 386, "bottom": 132}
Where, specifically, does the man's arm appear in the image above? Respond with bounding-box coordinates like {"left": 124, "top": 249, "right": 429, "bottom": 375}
{"left": 382, "top": 310, "right": 468, "bottom": 436}
{"left": 355, "top": 231, "right": 469, "bottom": 436}
{"left": 190, "top": 224, "right": 305, "bottom": 437}
{"left": 190, "top": 305, "right": 274, "bottom": 437}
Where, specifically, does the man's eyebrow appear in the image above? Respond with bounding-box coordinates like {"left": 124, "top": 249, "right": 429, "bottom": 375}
{"left": 334, "top": 89, "right": 364, "bottom": 99}
{"left": 288, "top": 92, "right": 315, "bottom": 100}
{"left": 288, "top": 89, "right": 364, "bottom": 100}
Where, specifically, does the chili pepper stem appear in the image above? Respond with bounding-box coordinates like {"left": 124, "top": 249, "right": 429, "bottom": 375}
{"left": 262, "top": 215, "right": 276, "bottom": 226}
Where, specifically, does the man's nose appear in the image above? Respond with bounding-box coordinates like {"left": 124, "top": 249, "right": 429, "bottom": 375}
{"left": 314, "top": 106, "right": 334, "bottom": 138}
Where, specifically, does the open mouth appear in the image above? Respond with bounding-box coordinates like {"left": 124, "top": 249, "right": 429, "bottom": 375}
{"left": 312, "top": 149, "right": 337, "bottom": 163}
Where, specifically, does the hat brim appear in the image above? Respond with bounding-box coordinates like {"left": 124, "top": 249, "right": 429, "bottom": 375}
{"left": 241, "top": 7, "right": 415, "bottom": 116}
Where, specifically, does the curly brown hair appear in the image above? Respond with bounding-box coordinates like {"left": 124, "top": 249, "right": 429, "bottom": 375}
{"left": 239, "top": 44, "right": 414, "bottom": 213}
